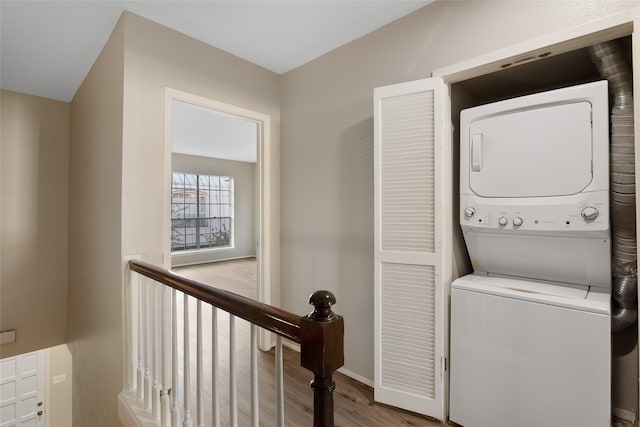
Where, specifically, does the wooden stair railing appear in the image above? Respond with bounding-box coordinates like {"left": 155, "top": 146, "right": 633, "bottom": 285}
{"left": 128, "top": 259, "right": 344, "bottom": 427}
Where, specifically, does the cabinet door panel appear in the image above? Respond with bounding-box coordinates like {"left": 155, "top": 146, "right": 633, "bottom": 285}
{"left": 374, "top": 77, "right": 446, "bottom": 419}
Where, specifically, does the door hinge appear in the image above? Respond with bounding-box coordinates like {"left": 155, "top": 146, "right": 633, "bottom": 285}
{"left": 441, "top": 356, "right": 447, "bottom": 376}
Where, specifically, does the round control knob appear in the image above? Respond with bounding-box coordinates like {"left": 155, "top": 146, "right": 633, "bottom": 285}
{"left": 513, "top": 217, "right": 523, "bottom": 227}
{"left": 581, "top": 207, "right": 599, "bottom": 221}
{"left": 464, "top": 207, "right": 475, "bottom": 219}
{"left": 498, "top": 217, "right": 508, "bottom": 226}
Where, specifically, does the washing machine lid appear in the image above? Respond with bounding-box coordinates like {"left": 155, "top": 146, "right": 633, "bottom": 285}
{"left": 451, "top": 274, "right": 610, "bottom": 314}
{"left": 468, "top": 101, "right": 593, "bottom": 198}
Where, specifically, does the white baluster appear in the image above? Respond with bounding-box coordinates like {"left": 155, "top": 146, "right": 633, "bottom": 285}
{"left": 161, "top": 286, "right": 172, "bottom": 427}
{"left": 251, "top": 324, "right": 259, "bottom": 427}
{"left": 229, "top": 315, "right": 237, "bottom": 427}
{"left": 145, "top": 279, "right": 153, "bottom": 411}
{"left": 137, "top": 273, "right": 145, "bottom": 402}
{"left": 183, "top": 294, "right": 193, "bottom": 427}
{"left": 153, "top": 283, "right": 162, "bottom": 421}
{"left": 275, "top": 335, "right": 284, "bottom": 427}
{"left": 126, "top": 265, "right": 137, "bottom": 391}
{"left": 161, "top": 390, "right": 171, "bottom": 426}
{"left": 171, "top": 289, "right": 181, "bottom": 427}
{"left": 197, "top": 300, "right": 204, "bottom": 427}
{"left": 211, "top": 307, "right": 219, "bottom": 427}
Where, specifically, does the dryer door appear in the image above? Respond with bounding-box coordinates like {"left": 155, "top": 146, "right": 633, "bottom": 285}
{"left": 468, "top": 102, "right": 593, "bottom": 198}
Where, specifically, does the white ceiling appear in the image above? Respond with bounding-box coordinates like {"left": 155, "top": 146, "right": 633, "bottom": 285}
{"left": 172, "top": 100, "right": 258, "bottom": 163}
{"left": 0, "top": 0, "right": 432, "bottom": 102}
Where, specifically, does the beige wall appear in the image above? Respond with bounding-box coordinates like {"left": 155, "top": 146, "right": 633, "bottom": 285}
{"left": 48, "top": 344, "right": 73, "bottom": 427}
{"left": 171, "top": 153, "right": 256, "bottom": 266}
{"left": 0, "top": 90, "right": 69, "bottom": 358}
{"left": 68, "top": 17, "right": 124, "bottom": 427}
{"left": 16, "top": 1, "right": 634, "bottom": 423}
{"left": 279, "top": 0, "right": 638, "bottom": 410}
{"left": 64, "top": 11, "right": 281, "bottom": 425}
{"left": 120, "top": 11, "right": 280, "bottom": 295}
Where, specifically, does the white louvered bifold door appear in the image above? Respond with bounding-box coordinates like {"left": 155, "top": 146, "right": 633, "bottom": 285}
{"left": 374, "top": 77, "right": 446, "bottom": 420}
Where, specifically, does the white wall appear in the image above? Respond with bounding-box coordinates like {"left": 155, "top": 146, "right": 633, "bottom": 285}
{"left": 279, "top": 0, "right": 638, "bottom": 411}
{"left": 0, "top": 90, "right": 69, "bottom": 358}
{"left": 171, "top": 153, "right": 256, "bottom": 266}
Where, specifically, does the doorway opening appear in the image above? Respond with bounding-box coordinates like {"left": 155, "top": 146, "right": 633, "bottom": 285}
{"left": 163, "top": 89, "right": 273, "bottom": 349}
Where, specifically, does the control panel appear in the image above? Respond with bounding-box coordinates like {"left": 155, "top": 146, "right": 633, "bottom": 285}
{"left": 460, "top": 193, "right": 609, "bottom": 234}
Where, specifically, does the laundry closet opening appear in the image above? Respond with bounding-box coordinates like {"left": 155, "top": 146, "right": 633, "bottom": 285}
{"left": 450, "top": 36, "right": 633, "bottom": 274}
{"left": 448, "top": 34, "right": 636, "bottom": 419}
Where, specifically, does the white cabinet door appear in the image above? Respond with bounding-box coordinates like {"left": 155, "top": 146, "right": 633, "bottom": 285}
{"left": 0, "top": 351, "right": 46, "bottom": 427}
{"left": 374, "top": 77, "right": 448, "bottom": 420}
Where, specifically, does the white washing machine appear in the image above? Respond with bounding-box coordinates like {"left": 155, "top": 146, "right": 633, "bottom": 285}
{"left": 450, "top": 275, "right": 610, "bottom": 427}
{"left": 450, "top": 81, "right": 611, "bottom": 427}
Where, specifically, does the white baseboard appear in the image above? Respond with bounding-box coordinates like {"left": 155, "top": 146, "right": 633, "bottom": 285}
{"left": 613, "top": 407, "right": 637, "bottom": 423}
{"left": 282, "top": 339, "right": 300, "bottom": 352}
{"left": 337, "top": 367, "right": 374, "bottom": 388}
{"left": 280, "top": 339, "right": 374, "bottom": 388}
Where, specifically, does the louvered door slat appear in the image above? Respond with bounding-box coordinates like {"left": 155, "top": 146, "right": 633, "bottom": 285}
{"left": 374, "top": 78, "right": 445, "bottom": 419}
{"left": 380, "top": 264, "right": 436, "bottom": 397}
{"left": 380, "top": 91, "right": 435, "bottom": 253}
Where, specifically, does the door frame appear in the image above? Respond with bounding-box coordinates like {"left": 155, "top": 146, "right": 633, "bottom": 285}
{"left": 163, "top": 88, "right": 274, "bottom": 350}
{"left": 38, "top": 350, "right": 47, "bottom": 427}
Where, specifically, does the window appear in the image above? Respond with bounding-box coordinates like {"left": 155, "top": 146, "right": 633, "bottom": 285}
{"left": 171, "top": 172, "right": 233, "bottom": 252}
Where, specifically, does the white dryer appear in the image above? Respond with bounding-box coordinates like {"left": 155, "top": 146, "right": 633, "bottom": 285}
{"left": 450, "top": 81, "right": 611, "bottom": 427}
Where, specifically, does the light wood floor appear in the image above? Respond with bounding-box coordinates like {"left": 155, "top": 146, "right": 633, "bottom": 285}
{"left": 174, "top": 258, "right": 442, "bottom": 426}
{"left": 174, "top": 260, "right": 632, "bottom": 427}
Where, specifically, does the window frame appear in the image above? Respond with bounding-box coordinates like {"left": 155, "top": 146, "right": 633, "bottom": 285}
{"left": 170, "top": 171, "right": 234, "bottom": 253}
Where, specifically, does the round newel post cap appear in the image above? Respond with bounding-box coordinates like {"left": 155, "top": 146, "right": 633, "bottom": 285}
{"left": 308, "top": 290, "right": 337, "bottom": 322}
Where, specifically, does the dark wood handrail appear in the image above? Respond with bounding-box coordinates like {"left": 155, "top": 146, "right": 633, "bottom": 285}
{"left": 129, "top": 260, "right": 302, "bottom": 342}
{"left": 128, "top": 259, "right": 344, "bottom": 427}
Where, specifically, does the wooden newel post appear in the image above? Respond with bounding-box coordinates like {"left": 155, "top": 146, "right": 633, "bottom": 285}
{"left": 300, "top": 290, "right": 344, "bottom": 427}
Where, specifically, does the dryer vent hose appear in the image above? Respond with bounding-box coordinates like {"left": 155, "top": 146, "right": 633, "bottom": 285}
{"left": 589, "top": 40, "right": 637, "bottom": 332}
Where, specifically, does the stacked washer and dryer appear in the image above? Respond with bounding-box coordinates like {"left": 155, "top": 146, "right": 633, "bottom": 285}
{"left": 449, "top": 81, "right": 613, "bottom": 427}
